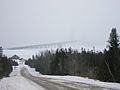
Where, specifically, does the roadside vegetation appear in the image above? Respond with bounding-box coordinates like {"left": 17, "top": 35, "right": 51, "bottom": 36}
{"left": 25, "top": 28, "right": 120, "bottom": 83}
{"left": 0, "top": 56, "right": 13, "bottom": 78}
{"left": 0, "top": 48, "right": 18, "bottom": 79}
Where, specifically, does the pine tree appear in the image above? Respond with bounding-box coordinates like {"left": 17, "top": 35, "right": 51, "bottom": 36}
{"left": 108, "top": 28, "right": 119, "bottom": 49}
{"left": 106, "top": 28, "right": 120, "bottom": 82}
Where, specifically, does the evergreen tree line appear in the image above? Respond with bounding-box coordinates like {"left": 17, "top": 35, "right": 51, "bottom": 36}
{"left": 25, "top": 28, "right": 120, "bottom": 83}
{"left": 0, "top": 47, "right": 18, "bottom": 79}
{"left": 0, "top": 56, "right": 13, "bottom": 78}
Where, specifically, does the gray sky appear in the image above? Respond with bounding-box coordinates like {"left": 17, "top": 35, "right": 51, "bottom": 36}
{"left": 0, "top": 0, "right": 120, "bottom": 48}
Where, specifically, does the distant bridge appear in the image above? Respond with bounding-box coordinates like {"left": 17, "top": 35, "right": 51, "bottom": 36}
{"left": 4, "top": 41, "right": 95, "bottom": 50}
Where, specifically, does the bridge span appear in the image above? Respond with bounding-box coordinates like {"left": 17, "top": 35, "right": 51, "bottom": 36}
{"left": 4, "top": 41, "right": 95, "bottom": 50}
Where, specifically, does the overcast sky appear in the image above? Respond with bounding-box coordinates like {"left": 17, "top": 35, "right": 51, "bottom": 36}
{"left": 0, "top": 0, "right": 120, "bottom": 48}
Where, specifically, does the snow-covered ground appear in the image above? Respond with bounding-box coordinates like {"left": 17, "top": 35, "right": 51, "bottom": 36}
{"left": 0, "top": 63, "right": 120, "bottom": 90}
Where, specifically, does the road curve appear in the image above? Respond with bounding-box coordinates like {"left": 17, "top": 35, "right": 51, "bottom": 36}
{"left": 21, "top": 67, "right": 119, "bottom": 90}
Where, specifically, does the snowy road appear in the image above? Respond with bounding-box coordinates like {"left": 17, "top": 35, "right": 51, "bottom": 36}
{"left": 21, "top": 66, "right": 120, "bottom": 90}
{"left": 0, "top": 64, "right": 120, "bottom": 90}
{"left": 21, "top": 67, "right": 79, "bottom": 90}
{"left": 0, "top": 65, "right": 46, "bottom": 90}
